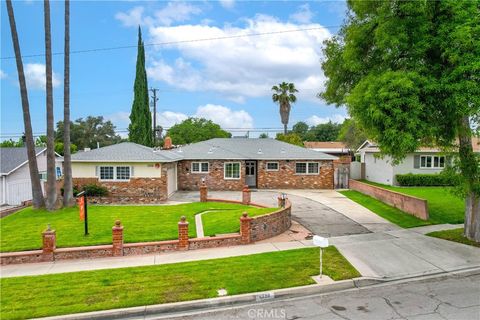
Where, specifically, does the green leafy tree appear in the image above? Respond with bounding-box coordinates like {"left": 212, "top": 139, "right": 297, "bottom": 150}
{"left": 292, "top": 121, "right": 309, "bottom": 140}
{"left": 321, "top": 0, "right": 479, "bottom": 241}
{"left": 128, "top": 27, "right": 153, "bottom": 146}
{"left": 271, "top": 82, "right": 298, "bottom": 134}
{"left": 167, "top": 118, "right": 231, "bottom": 145}
{"left": 338, "top": 119, "right": 368, "bottom": 149}
{"left": 310, "top": 121, "right": 342, "bottom": 141}
{"left": 259, "top": 133, "right": 269, "bottom": 139}
{"left": 55, "top": 116, "right": 122, "bottom": 150}
{"left": 54, "top": 142, "right": 77, "bottom": 156}
{"left": 0, "top": 138, "right": 23, "bottom": 147}
{"left": 275, "top": 133, "right": 304, "bottom": 147}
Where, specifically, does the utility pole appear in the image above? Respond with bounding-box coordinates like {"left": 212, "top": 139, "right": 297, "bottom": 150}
{"left": 150, "top": 88, "right": 159, "bottom": 144}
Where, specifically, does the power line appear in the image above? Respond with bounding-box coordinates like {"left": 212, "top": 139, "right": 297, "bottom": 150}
{"left": 1, "top": 25, "right": 341, "bottom": 60}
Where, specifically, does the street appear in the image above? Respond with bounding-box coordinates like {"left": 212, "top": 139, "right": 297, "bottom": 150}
{"left": 150, "top": 273, "right": 480, "bottom": 320}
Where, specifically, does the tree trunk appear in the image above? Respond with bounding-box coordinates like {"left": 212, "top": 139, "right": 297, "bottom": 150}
{"left": 280, "top": 103, "right": 291, "bottom": 135}
{"left": 62, "top": 0, "right": 74, "bottom": 207}
{"left": 458, "top": 116, "right": 479, "bottom": 242}
{"left": 44, "top": 0, "right": 57, "bottom": 211}
{"left": 6, "top": 0, "right": 45, "bottom": 208}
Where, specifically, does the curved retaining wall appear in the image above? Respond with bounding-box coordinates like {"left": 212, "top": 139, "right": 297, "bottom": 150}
{"left": 250, "top": 200, "right": 292, "bottom": 242}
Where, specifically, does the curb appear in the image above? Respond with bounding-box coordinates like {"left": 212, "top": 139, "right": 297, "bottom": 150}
{"left": 34, "top": 267, "right": 480, "bottom": 320}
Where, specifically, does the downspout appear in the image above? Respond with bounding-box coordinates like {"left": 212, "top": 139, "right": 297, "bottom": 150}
{"left": 2, "top": 176, "right": 6, "bottom": 205}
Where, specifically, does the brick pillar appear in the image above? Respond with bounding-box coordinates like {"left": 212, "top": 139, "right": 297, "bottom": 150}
{"left": 240, "top": 212, "right": 252, "bottom": 244}
{"left": 42, "top": 225, "right": 56, "bottom": 261}
{"left": 242, "top": 185, "right": 251, "bottom": 205}
{"left": 112, "top": 220, "right": 124, "bottom": 257}
{"left": 199, "top": 182, "right": 208, "bottom": 202}
{"left": 178, "top": 216, "right": 189, "bottom": 250}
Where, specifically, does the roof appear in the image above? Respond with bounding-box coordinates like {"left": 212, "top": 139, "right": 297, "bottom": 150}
{"left": 171, "top": 138, "right": 337, "bottom": 160}
{"left": 304, "top": 141, "right": 347, "bottom": 149}
{"left": 71, "top": 142, "right": 182, "bottom": 163}
{"left": 0, "top": 147, "right": 46, "bottom": 175}
{"left": 357, "top": 137, "right": 480, "bottom": 153}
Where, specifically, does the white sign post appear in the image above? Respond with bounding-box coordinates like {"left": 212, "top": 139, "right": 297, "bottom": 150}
{"left": 313, "top": 235, "right": 329, "bottom": 278}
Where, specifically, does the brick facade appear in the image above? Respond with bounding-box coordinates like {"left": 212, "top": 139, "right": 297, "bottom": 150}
{"left": 178, "top": 159, "right": 334, "bottom": 191}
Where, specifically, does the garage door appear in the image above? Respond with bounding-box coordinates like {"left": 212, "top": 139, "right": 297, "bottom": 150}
{"left": 7, "top": 179, "right": 32, "bottom": 205}
{"left": 167, "top": 166, "right": 177, "bottom": 197}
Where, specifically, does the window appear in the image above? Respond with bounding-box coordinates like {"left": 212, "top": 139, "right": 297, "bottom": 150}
{"left": 224, "top": 162, "right": 240, "bottom": 179}
{"left": 116, "top": 166, "right": 130, "bottom": 180}
{"left": 55, "top": 166, "right": 62, "bottom": 178}
{"left": 191, "top": 162, "right": 209, "bottom": 173}
{"left": 296, "top": 162, "right": 320, "bottom": 175}
{"left": 38, "top": 172, "right": 47, "bottom": 180}
{"left": 100, "top": 166, "right": 114, "bottom": 180}
{"left": 420, "top": 155, "right": 445, "bottom": 169}
{"left": 266, "top": 162, "right": 279, "bottom": 171}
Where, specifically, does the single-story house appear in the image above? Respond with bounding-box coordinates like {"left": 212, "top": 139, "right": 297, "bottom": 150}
{"left": 353, "top": 138, "right": 480, "bottom": 185}
{"left": 304, "top": 141, "right": 351, "bottom": 157}
{"left": 70, "top": 138, "right": 337, "bottom": 202}
{"left": 0, "top": 147, "right": 63, "bottom": 205}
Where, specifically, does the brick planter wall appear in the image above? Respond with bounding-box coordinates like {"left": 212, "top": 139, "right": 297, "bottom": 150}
{"left": 250, "top": 200, "right": 292, "bottom": 242}
{"left": 349, "top": 179, "right": 429, "bottom": 220}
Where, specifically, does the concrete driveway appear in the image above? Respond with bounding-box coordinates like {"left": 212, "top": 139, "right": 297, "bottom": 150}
{"left": 170, "top": 190, "right": 371, "bottom": 237}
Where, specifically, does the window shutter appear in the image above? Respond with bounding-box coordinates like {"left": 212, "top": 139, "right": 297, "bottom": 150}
{"left": 95, "top": 166, "right": 99, "bottom": 177}
{"left": 130, "top": 166, "right": 134, "bottom": 177}
{"left": 413, "top": 155, "right": 420, "bottom": 168}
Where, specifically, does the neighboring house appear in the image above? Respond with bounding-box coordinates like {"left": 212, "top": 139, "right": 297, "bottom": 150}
{"left": 354, "top": 138, "right": 480, "bottom": 185}
{"left": 304, "top": 141, "right": 351, "bottom": 157}
{"left": 0, "top": 147, "right": 63, "bottom": 205}
{"left": 70, "top": 138, "right": 337, "bottom": 202}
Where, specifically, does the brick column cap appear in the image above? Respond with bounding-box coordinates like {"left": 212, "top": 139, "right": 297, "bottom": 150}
{"left": 112, "top": 219, "right": 124, "bottom": 231}
{"left": 240, "top": 211, "right": 252, "bottom": 221}
{"left": 178, "top": 215, "right": 189, "bottom": 225}
{"left": 242, "top": 185, "right": 250, "bottom": 191}
{"left": 42, "top": 225, "right": 56, "bottom": 235}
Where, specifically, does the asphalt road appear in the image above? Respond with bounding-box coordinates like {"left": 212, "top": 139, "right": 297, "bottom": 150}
{"left": 149, "top": 273, "right": 480, "bottom": 320}
{"left": 171, "top": 190, "right": 370, "bottom": 237}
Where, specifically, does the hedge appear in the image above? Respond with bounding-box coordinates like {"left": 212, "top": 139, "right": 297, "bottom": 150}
{"left": 395, "top": 174, "right": 454, "bottom": 186}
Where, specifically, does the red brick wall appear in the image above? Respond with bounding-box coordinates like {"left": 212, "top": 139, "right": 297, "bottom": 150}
{"left": 250, "top": 200, "right": 292, "bottom": 242}
{"left": 257, "top": 160, "right": 334, "bottom": 189}
{"left": 349, "top": 179, "right": 429, "bottom": 220}
{"left": 177, "top": 160, "right": 246, "bottom": 191}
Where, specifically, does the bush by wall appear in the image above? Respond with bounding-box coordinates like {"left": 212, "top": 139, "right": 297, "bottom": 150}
{"left": 82, "top": 184, "right": 109, "bottom": 197}
{"left": 395, "top": 174, "right": 454, "bottom": 186}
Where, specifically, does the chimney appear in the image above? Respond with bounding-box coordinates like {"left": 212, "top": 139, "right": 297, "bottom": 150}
{"left": 163, "top": 136, "right": 173, "bottom": 150}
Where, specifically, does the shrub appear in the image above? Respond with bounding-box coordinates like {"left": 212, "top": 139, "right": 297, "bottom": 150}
{"left": 395, "top": 174, "right": 455, "bottom": 186}
{"left": 60, "top": 185, "right": 81, "bottom": 197}
{"left": 82, "top": 184, "right": 108, "bottom": 197}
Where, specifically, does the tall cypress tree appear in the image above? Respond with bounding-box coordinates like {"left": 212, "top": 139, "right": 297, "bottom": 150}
{"left": 128, "top": 26, "right": 153, "bottom": 146}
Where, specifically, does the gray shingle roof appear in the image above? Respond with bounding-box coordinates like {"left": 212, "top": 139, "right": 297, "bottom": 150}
{"left": 71, "top": 142, "right": 182, "bottom": 162}
{"left": 171, "top": 138, "right": 337, "bottom": 160}
{"left": 0, "top": 147, "right": 46, "bottom": 175}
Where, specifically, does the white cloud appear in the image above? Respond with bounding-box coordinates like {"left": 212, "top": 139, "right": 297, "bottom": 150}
{"left": 219, "top": 0, "right": 235, "bottom": 9}
{"left": 116, "top": 2, "right": 201, "bottom": 27}
{"left": 0, "top": 70, "right": 6, "bottom": 79}
{"left": 289, "top": 4, "right": 314, "bottom": 24}
{"left": 106, "top": 111, "right": 130, "bottom": 125}
{"left": 195, "top": 104, "right": 253, "bottom": 129}
{"left": 144, "top": 14, "right": 331, "bottom": 102}
{"left": 306, "top": 114, "right": 346, "bottom": 126}
{"left": 24, "top": 63, "right": 60, "bottom": 90}
{"left": 157, "top": 111, "right": 188, "bottom": 128}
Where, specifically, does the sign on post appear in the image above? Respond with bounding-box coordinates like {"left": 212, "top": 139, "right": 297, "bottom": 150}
{"left": 313, "top": 235, "right": 329, "bottom": 278}
{"left": 76, "top": 191, "right": 89, "bottom": 236}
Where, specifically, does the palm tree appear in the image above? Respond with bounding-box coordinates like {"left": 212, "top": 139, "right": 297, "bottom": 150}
{"left": 62, "top": 0, "right": 74, "bottom": 207}
{"left": 271, "top": 82, "right": 298, "bottom": 135}
{"left": 44, "top": 0, "right": 57, "bottom": 211}
{"left": 6, "top": 0, "right": 45, "bottom": 208}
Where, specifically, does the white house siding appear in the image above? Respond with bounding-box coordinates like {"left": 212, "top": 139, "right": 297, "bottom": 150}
{"left": 364, "top": 153, "right": 395, "bottom": 185}
{"left": 71, "top": 162, "right": 162, "bottom": 178}
{"left": 392, "top": 153, "right": 445, "bottom": 184}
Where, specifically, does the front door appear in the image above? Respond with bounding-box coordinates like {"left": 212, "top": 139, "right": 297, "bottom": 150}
{"left": 245, "top": 161, "right": 257, "bottom": 188}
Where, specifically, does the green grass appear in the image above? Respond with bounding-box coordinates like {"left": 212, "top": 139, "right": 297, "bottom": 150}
{"left": 427, "top": 228, "right": 480, "bottom": 248}
{"left": 202, "top": 207, "right": 277, "bottom": 236}
{"left": 359, "top": 180, "right": 464, "bottom": 224}
{"left": 0, "top": 247, "right": 359, "bottom": 320}
{"left": 339, "top": 190, "right": 432, "bottom": 228}
{"left": 0, "top": 202, "right": 271, "bottom": 252}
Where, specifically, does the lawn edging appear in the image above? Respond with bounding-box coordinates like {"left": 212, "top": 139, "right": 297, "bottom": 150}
{"left": 349, "top": 179, "right": 429, "bottom": 220}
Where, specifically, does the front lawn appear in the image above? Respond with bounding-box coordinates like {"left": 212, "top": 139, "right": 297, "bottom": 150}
{"left": 357, "top": 181, "right": 464, "bottom": 224}
{"left": 339, "top": 190, "right": 432, "bottom": 228}
{"left": 0, "top": 247, "right": 359, "bottom": 320}
{"left": 427, "top": 228, "right": 480, "bottom": 248}
{"left": 0, "top": 202, "right": 270, "bottom": 252}
{"left": 202, "top": 207, "right": 277, "bottom": 236}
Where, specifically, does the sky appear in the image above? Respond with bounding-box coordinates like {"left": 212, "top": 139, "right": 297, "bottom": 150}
{"left": 1, "top": 0, "right": 348, "bottom": 139}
